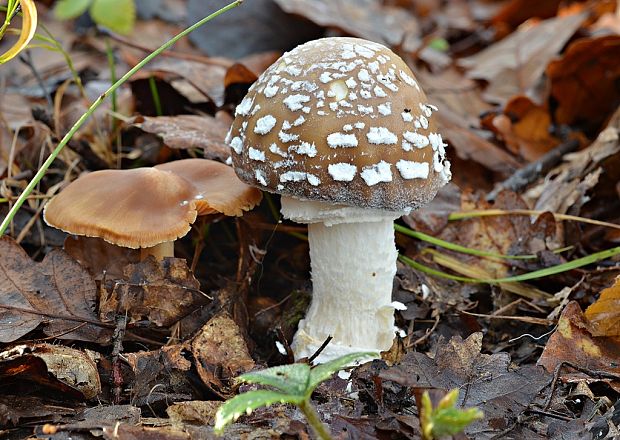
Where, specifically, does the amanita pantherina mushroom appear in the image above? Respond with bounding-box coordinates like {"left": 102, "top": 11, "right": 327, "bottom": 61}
{"left": 227, "top": 37, "right": 451, "bottom": 363}
{"left": 43, "top": 159, "right": 262, "bottom": 260}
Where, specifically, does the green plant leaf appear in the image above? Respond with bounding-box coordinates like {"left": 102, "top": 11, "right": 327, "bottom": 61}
{"left": 214, "top": 390, "right": 304, "bottom": 434}
{"left": 54, "top": 0, "right": 91, "bottom": 19}
{"left": 307, "top": 352, "right": 377, "bottom": 395}
{"left": 419, "top": 389, "right": 483, "bottom": 440}
{"left": 427, "top": 37, "right": 449, "bottom": 52}
{"left": 90, "top": 0, "right": 135, "bottom": 34}
{"left": 431, "top": 407, "right": 484, "bottom": 437}
{"left": 238, "top": 363, "right": 311, "bottom": 396}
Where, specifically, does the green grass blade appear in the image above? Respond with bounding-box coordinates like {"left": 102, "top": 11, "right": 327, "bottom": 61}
{"left": 399, "top": 245, "right": 620, "bottom": 284}
{"left": 395, "top": 224, "right": 537, "bottom": 260}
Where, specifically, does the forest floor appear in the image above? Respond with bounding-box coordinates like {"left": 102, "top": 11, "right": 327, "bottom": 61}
{"left": 1, "top": 0, "right": 620, "bottom": 439}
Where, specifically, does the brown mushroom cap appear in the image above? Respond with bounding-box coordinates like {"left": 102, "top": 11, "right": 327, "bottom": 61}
{"left": 43, "top": 168, "right": 198, "bottom": 248}
{"left": 228, "top": 37, "right": 451, "bottom": 211}
{"left": 154, "top": 158, "right": 262, "bottom": 216}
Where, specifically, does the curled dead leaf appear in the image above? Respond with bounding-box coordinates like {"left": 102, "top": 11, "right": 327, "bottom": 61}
{"left": 492, "top": 96, "right": 560, "bottom": 161}
{"left": 99, "top": 257, "right": 206, "bottom": 327}
{"left": 0, "top": 343, "right": 101, "bottom": 399}
{"left": 585, "top": 276, "right": 620, "bottom": 337}
{"left": 131, "top": 115, "right": 231, "bottom": 162}
{"left": 547, "top": 35, "right": 620, "bottom": 133}
{"left": 190, "top": 313, "right": 255, "bottom": 398}
{"left": 459, "top": 12, "right": 586, "bottom": 104}
{"left": 538, "top": 301, "right": 620, "bottom": 389}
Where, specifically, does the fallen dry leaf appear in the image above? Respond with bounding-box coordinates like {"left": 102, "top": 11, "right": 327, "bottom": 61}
{"left": 547, "top": 35, "right": 620, "bottom": 133}
{"left": 274, "top": 0, "right": 421, "bottom": 52}
{"left": 0, "top": 236, "right": 108, "bottom": 343}
{"left": 101, "top": 424, "right": 191, "bottom": 440}
{"left": 584, "top": 276, "right": 620, "bottom": 337}
{"left": 99, "top": 257, "right": 206, "bottom": 327}
{"left": 0, "top": 343, "right": 101, "bottom": 399}
{"left": 538, "top": 301, "right": 620, "bottom": 387}
{"left": 459, "top": 11, "right": 586, "bottom": 104}
{"left": 132, "top": 114, "right": 231, "bottom": 161}
{"left": 134, "top": 57, "right": 230, "bottom": 107}
{"left": 492, "top": 96, "right": 560, "bottom": 161}
{"left": 526, "top": 112, "right": 620, "bottom": 213}
{"left": 190, "top": 313, "right": 255, "bottom": 398}
{"left": 125, "top": 344, "right": 196, "bottom": 406}
{"left": 491, "top": 0, "right": 565, "bottom": 29}
{"left": 166, "top": 401, "right": 221, "bottom": 426}
{"left": 63, "top": 235, "right": 140, "bottom": 281}
{"left": 0, "top": 395, "right": 77, "bottom": 428}
{"left": 187, "top": 0, "right": 322, "bottom": 58}
{"left": 380, "top": 332, "right": 551, "bottom": 438}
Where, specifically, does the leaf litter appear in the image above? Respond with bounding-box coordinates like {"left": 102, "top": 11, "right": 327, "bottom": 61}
{"left": 1, "top": 1, "right": 620, "bottom": 438}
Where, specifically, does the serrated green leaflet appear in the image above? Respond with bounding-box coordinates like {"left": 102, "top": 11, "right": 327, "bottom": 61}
{"left": 214, "top": 390, "right": 304, "bottom": 433}
{"left": 215, "top": 352, "right": 377, "bottom": 437}
{"left": 238, "top": 363, "right": 311, "bottom": 396}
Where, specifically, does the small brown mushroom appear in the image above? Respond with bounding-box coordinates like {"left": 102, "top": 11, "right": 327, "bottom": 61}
{"left": 44, "top": 159, "right": 262, "bottom": 260}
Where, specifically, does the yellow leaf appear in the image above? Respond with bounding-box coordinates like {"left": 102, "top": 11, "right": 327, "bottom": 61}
{"left": 0, "top": 0, "right": 38, "bottom": 64}
{"left": 584, "top": 276, "right": 620, "bottom": 337}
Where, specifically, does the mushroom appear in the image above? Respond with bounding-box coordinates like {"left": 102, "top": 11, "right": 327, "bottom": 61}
{"left": 43, "top": 159, "right": 262, "bottom": 260}
{"left": 227, "top": 37, "right": 451, "bottom": 363}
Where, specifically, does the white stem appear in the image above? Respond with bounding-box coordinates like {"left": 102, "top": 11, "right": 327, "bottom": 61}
{"left": 140, "top": 241, "right": 174, "bottom": 260}
{"left": 291, "top": 219, "right": 398, "bottom": 362}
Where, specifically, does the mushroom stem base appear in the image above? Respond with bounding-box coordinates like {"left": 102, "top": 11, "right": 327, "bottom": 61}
{"left": 292, "top": 219, "right": 398, "bottom": 363}
{"left": 140, "top": 241, "right": 175, "bottom": 260}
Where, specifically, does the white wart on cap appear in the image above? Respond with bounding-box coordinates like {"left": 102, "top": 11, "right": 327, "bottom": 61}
{"left": 227, "top": 37, "right": 451, "bottom": 211}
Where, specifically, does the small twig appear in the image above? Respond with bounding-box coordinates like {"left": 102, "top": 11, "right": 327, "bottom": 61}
{"left": 308, "top": 336, "right": 333, "bottom": 364}
{"left": 460, "top": 310, "right": 552, "bottom": 326}
{"left": 486, "top": 139, "right": 580, "bottom": 201}
{"left": 111, "top": 310, "right": 128, "bottom": 404}
{"left": 525, "top": 408, "right": 573, "bottom": 421}
{"left": 406, "top": 313, "right": 440, "bottom": 349}
{"left": 254, "top": 293, "right": 292, "bottom": 318}
{"left": 544, "top": 361, "right": 620, "bottom": 410}
{"left": 0, "top": 304, "right": 115, "bottom": 327}
{"left": 19, "top": 51, "right": 53, "bottom": 111}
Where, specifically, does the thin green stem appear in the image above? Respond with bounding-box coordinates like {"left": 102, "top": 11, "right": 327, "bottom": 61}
{"left": 0, "top": 0, "right": 243, "bottom": 235}
{"left": 105, "top": 37, "right": 118, "bottom": 116}
{"left": 105, "top": 36, "right": 122, "bottom": 167}
{"left": 299, "top": 400, "right": 333, "bottom": 440}
{"left": 38, "top": 23, "right": 85, "bottom": 98}
{"left": 399, "top": 244, "right": 620, "bottom": 284}
{"left": 0, "top": 0, "right": 20, "bottom": 40}
{"left": 394, "top": 224, "right": 537, "bottom": 260}
{"left": 148, "top": 76, "right": 163, "bottom": 116}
